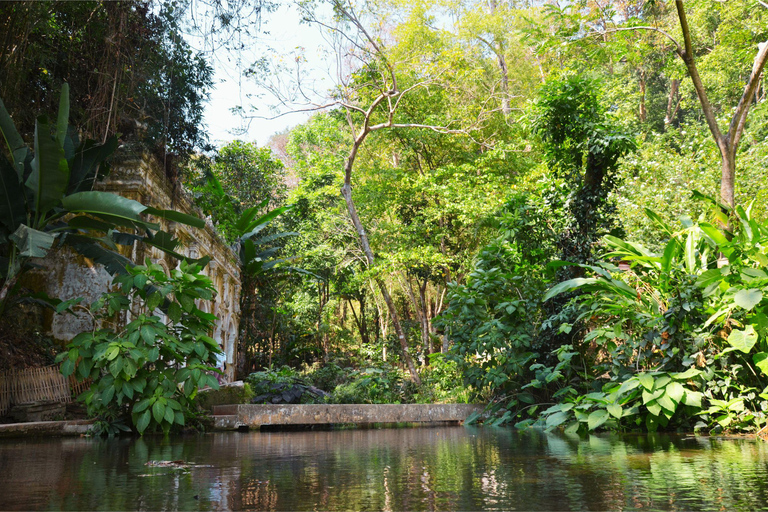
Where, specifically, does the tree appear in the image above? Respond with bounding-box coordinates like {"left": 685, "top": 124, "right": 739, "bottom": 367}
{"left": 0, "top": 1, "right": 213, "bottom": 165}
{"left": 0, "top": 85, "right": 205, "bottom": 314}
{"left": 576, "top": 0, "right": 768, "bottom": 210}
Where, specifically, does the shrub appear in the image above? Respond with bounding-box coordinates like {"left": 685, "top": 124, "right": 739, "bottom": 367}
{"left": 57, "top": 260, "right": 222, "bottom": 435}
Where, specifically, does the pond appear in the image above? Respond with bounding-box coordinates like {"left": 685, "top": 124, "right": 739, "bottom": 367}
{"left": 1, "top": 426, "right": 768, "bottom": 511}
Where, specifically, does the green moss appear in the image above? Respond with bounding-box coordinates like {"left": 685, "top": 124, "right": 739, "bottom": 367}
{"left": 195, "top": 383, "right": 254, "bottom": 412}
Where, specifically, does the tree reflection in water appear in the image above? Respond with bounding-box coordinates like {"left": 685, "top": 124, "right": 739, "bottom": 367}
{"left": 1, "top": 428, "right": 768, "bottom": 510}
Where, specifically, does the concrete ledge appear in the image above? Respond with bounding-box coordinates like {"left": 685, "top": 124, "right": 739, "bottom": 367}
{"left": 0, "top": 419, "right": 93, "bottom": 438}
{"left": 212, "top": 404, "right": 484, "bottom": 428}
{"left": 213, "top": 414, "right": 244, "bottom": 431}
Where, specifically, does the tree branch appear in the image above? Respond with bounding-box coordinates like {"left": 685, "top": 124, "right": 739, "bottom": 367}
{"left": 674, "top": 0, "right": 726, "bottom": 150}
{"left": 729, "top": 41, "right": 768, "bottom": 150}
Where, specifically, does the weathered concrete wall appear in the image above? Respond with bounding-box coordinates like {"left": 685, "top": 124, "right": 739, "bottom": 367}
{"left": 32, "top": 154, "right": 242, "bottom": 381}
{"left": 213, "top": 404, "right": 484, "bottom": 428}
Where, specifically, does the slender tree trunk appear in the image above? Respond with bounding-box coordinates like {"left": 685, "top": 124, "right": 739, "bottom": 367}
{"left": 672, "top": 0, "right": 768, "bottom": 209}
{"left": 341, "top": 182, "right": 421, "bottom": 384}
{"left": 417, "top": 279, "right": 431, "bottom": 360}
{"left": 664, "top": 78, "right": 680, "bottom": 127}
{"left": 638, "top": 70, "right": 647, "bottom": 122}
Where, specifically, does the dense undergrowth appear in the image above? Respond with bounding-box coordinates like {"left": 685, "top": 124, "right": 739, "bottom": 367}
{"left": 244, "top": 353, "right": 471, "bottom": 406}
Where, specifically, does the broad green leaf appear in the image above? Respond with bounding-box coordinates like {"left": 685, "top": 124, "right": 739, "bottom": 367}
{"left": 665, "top": 381, "right": 685, "bottom": 403}
{"left": 9, "top": 224, "right": 56, "bottom": 258}
{"left": 60, "top": 358, "right": 75, "bottom": 377}
{"left": 0, "top": 96, "right": 28, "bottom": 176}
{"left": 753, "top": 352, "right": 768, "bottom": 376}
{"left": 587, "top": 409, "right": 609, "bottom": 430}
{"left": 68, "top": 136, "right": 118, "bottom": 193}
{"left": 657, "top": 393, "right": 677, "bottom": 412}
{"left": 564, "top": 421, "right": 580, "bottom": 434}
{"left": 163, "top": 404, "right": 175, "bottom": 424}
{"left": 734, "top": 289, "right": 763, "bottom": 311}
{"left": 699, "top": 222, "right": 731, "bottom": 256}
{"left": 727, "top": 325, "right": 758, "bottom": 353}
{"left": 28, "top": 117, "right": 69, "bottom": 218}
{"left": 152, "top": 401, "right": 165, "bottom": 424}
{"left": 684, "top": 230, "right": 697, "bottom": 273}
{"left": 696, "top": 268, "right": 724, "bottom": 289}
{"left": 140, "top": 325, "right": 156, "bottom": 345}
{"left": 683, "top": 391, "right": 703, "bottom": 408}
{"left": 638, "top": 373, "right": 654, "bottom": 391}
{"left": 644, "top": 208, "right": 674, "bottom": 237}
{"left": 0, "top": 154, "right": 26, "bottom": 232}
{"left": 673, "top": 367, "right": 702, "bottom": 380}
{"left": 144, "top": 207, "right": 205, "bottom": 228}
{"left": 62, "top": 191, "right": 148, "bottom": 224}
{"left": 101, "top": 384, "right": 115, "bottom": 404}
{"left": 606, "top": 403, "right": 623, "bottom": 419}
{"left": 616, "top": 378, "right": 641, "bottom": 396}
{"left": 234, "top": 198, "right": 270, "bottom": 233}
{"left": 56, "top": 83, "right": 70, "bottom": 148}
{"left": 133, "top": 398, "right": 151, "bottom": 413}
{"left": 168, "top": 301, "right": 182, "bottom": 323}
{"left": 137, "top": 409, "right": 151, "bottom": 434}
{"left": 545, "top": 411, "right": 570, "bottom": 429}
{"left": 652, "top": 374, "right": 671, "bottom": 390}
{"left": 646, "top": 401, "right": 662, "bottom": 417}
{"left": 109, "top": 357, "right": 123, "bottom": 378}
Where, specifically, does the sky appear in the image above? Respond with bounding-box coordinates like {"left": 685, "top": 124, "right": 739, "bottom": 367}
{"left": 190, "top": 3, "right": 331, "bottom": 148}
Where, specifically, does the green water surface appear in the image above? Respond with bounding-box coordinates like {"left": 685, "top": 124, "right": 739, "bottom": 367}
{"left": 1, "top": 427, "right": 767, "bottom": 511}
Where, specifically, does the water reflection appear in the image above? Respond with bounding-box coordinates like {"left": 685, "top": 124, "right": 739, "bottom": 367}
{"left": 1, "top": 428, "right": 768, "bottom": 510}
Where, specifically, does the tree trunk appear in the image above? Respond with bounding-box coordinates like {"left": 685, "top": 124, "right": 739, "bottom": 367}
{"left": 664, "top": 78, "right": 680, "bottom": 127}
{"left": 673, "top": 0, "right": 768, "bottom": 210}
{"left": 341, "top": 182, "right": 421, "bottom": 384}
{"left": 719, "top": 148, "right": 736, "bottom": 214}
{"left": 638, "top": 71, "right": 647, "bottom": 122}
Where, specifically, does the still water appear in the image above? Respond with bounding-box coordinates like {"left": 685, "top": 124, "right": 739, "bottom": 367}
{"left": 1, "top": 427, "right": 768, "bottom": 511}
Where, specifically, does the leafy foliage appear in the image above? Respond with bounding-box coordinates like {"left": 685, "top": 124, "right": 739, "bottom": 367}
{"left": 57, "top": 260, "right": 221, "bottom": 435}
{"left": 0, "top": 85, "right": 205, "bottom": 314}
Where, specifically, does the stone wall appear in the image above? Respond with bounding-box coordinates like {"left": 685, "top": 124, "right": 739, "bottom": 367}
{"left": 34, "top": 154, "right": 241, "bottom": 382}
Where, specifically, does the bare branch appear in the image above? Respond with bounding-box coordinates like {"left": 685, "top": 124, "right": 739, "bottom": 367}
{"left": 674, "top": 0, "right": 725, "bottom": 150}
{"left": 730, "top": 41, "right": 768, "bottom": 149}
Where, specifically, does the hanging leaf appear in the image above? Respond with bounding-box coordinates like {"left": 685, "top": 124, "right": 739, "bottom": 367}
{"left": 9, "top": 224, "right": 56, "bottom": 258}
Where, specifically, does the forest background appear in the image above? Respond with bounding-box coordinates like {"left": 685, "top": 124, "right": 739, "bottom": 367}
{"left": 2, "top": 0, "right": 768, "bottom": 435}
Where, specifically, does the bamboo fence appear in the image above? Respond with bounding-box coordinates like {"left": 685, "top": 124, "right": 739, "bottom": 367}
{"left": 0, "top": 365, "right": 90, "bottom": 416}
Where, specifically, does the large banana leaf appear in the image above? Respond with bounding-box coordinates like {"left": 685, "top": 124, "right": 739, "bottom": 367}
{"left": 56, "top": 83, "right": 69, "bottom": 149}
{"left": 144, "top": 207, "right": 205, "bottom": 229}
{"left": 0, "top": 97, "right": 27, "bottom": 178}
{"left": 234, "top": 199, "right": 270, "bottom": 234}
{"left": 143, "top": 230, "right": 211, "bottom": 267}
{"left": 63, "top": 233, "right": 132, "bottom": 275}
{"left": 543, "top": 276, "right": 637, "bottom": 302}
{"left": 241, "top": 205, "right": 293, "bottom": 240}
{"left": 0, "top": 154, "right": 26, "bottom": 232}
{"left": 27, "top": 117, "right": 69, "bottom": 221}
{"left": 62, "top": 191, "right": 147, "bottom": 223}
{"left": 67, "top": 136, "right": 118, "bottom": 194}
{"left": 9, "top": 224, "right": 56, "bottom": 258}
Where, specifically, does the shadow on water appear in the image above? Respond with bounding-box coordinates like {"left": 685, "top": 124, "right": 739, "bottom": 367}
{"left": 1, "top": 427, "right": 768, "bottom": 510}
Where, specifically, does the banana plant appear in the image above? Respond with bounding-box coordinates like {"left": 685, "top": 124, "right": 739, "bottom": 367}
{"left": 198, "top": 169, "right": 297, "bottom": 277}
{"left": 0, "top": 84, "right": 205, "bottom": 313}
